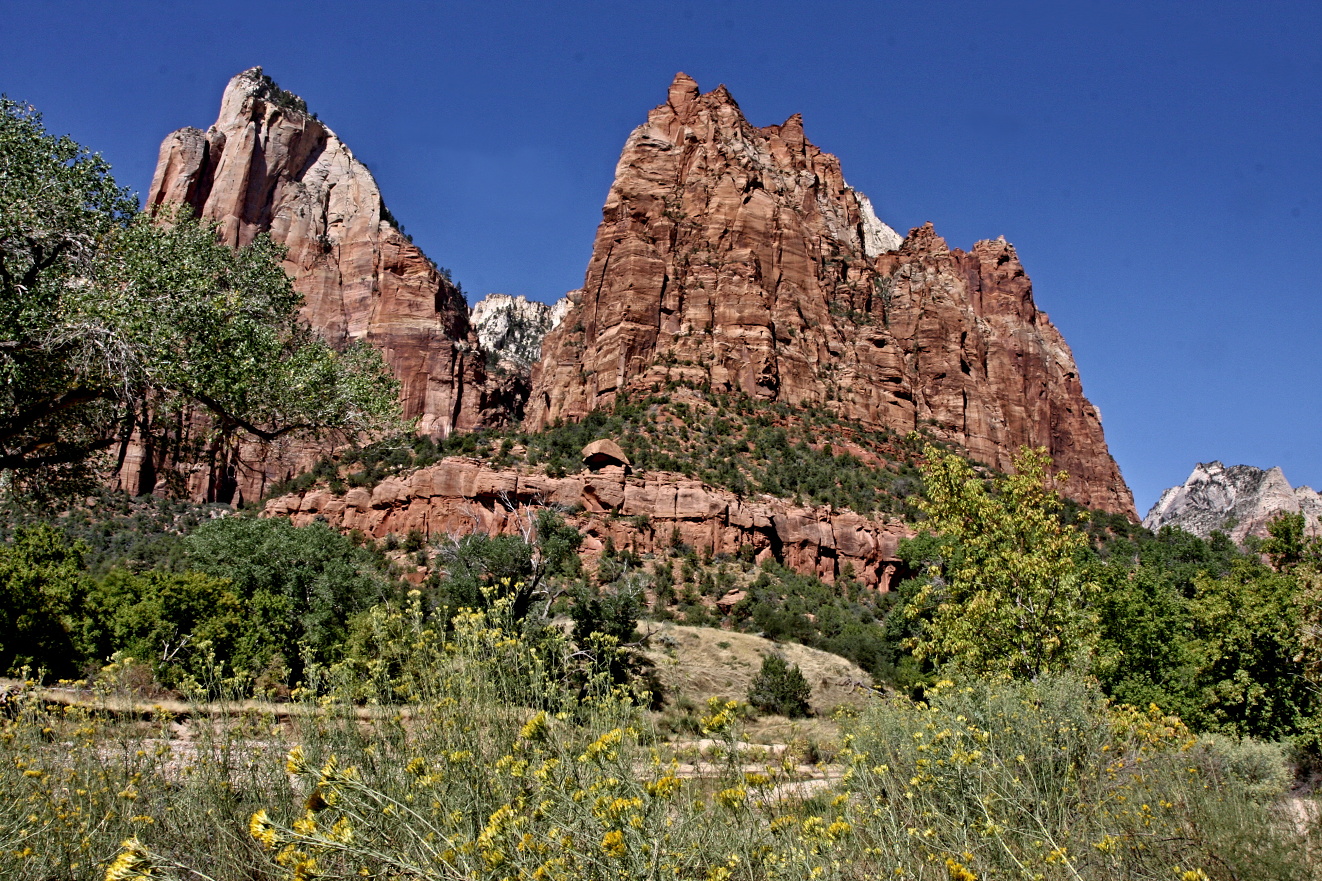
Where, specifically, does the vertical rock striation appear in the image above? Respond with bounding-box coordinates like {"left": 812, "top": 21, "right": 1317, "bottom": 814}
{"left": 130, "top": 68, "right": 517, "bottom": 500}
{"left": 527, "top": 73, "right": 1134, "bottom": 517}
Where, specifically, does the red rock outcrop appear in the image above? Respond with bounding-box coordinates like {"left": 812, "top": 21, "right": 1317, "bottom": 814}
{"left": 124, "top": 68, "right": 517, "bottom": 501}
{"left": 264, "top": 459, "right": 910, "bottom": 590}
{"left": 528, "top": 74, "right": 1134, "bottom": 517}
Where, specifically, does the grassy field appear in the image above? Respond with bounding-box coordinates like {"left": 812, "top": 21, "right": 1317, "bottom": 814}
{"left": 1, "top": 600, "right": 1314, "bottom": 881}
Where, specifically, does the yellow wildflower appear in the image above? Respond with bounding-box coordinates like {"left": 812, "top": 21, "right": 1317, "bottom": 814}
{"left": 578, "top": 728, "right": 624, "bottom": 764}
{"left": 520, "top": 711, "right": 550, "bottom": 743}
{"left": 249, "top": 810, "right": 278, "bottom": 849}
{"left": 104, "top": 838, "right": 152, "bottom": 881}
{"left": 601, "top": 829, "right": 627, "bottom": 857}
{"left": 645, "top": 774, "right": 681, "bottom": 799}
{"left": 714, "top": 787, "right": 746, "bottom": 810}
{"left": 945, "top": 856, "right": 977, "bottom": 881}
{"left": 329, "top": 817, "right": 353, "bottom": 845}
{"left": 293, "top": 812, "right": 318, "bottom": 836}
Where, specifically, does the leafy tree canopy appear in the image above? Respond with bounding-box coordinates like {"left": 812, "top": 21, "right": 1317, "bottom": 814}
{"left": 0, "top": 98, "right": 400, "bottom": 496}
{"left": 0, "top": 524, "right": 89, "bottom": 676}
{"left": 1262, "top": 511, "right": 1322, "bottom": 574}
{"left": 902, "top": 445, "right": 1098, "bottom": 680}
{"left": 183, "top": 516, "right": 394, "bottom": 675}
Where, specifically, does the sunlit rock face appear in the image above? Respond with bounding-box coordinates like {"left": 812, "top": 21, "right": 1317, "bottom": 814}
{"left": 264, "top": 458, "right": 913, "bottom": 589}
{"left": 1144, "top": 461, "right": 1322, "bottom": 544}
{"left": 527, "top": 73, "right": 1134, "bottom": 517}
{"left": 129, "top": 68, "right": 520, "bottom": 501}
{"left": 471, "top": 293, "right": 572, "bottom": 369}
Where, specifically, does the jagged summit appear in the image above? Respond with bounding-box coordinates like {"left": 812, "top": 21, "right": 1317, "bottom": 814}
{"left": 528, "top": 74, "right": 1134, "bottom": 516}
{"left": 470, "top": 293, "right": 572, "bottom": 369}
{"left": 131, "top": 68, "right": 522, "bottom": 500}
{"left": 1144, "top": 461, "right": 1322, "bottom": 544}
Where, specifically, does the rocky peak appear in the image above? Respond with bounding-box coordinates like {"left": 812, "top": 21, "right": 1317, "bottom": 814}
{"left": 899, "top": 222, "right": 950, "bottom": 256}
{"left": 527, "top": 74, "right": 1134, "bottom": 516}
{"left": 129, "top": 67, "right": 518, "bottom": 501}
{"left": 1144, "top": 462, "right": 1322, "bottom": 544}
{"left": 470, "top": 293, "right": 572, "bottom": 368}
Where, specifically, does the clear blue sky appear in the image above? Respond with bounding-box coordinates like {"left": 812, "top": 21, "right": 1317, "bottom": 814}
{"left": 5, "top": 1, "right": 1319, "bottom": 515}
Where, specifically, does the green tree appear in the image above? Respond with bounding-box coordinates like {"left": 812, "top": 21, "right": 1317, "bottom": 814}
{"left": 747, "top": 653, "right": 812, "bottom": 718}
{"left": 1092, "top": 562, "right": 1201, "bottom": 721}
{"left": 0, "top": 98, "right": 400, "bottom": 496}
{"left": 432, "top": 510, "right": 582, "bottom": 624}
{"left": 182, "top": 516, "right": 393, "bottom": 677}
{"left": 902, "top": 446, "right": 1098, "bottom": 679}
{"left": 1262, "top": 511, "right": 1321, "bottom": 574}
{"left": 1186, "top": 560, "right": 1310, "bottom": 739}
{"left": 0, "top": 525, "right": 90, "bottom": 676}
{"left": 84, "top": 568, "right": 255, "bottom": 688}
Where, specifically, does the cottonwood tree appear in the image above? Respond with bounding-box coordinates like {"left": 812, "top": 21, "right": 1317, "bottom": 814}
{"left": 0, "top": 98, "right": 399, "bottom": 498}
{"left": 902, "top": 445, "right": 1099, "bottom": 679}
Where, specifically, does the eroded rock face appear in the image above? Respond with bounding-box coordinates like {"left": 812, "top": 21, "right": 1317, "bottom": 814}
{"left": 528, "top": 73, "right": 1134, "bottom": 517}
{"left": 264, "top": 459, "right": 911, "bottom": 589}
{"left": 470, "top": 293, "right": 572, "bottom": 368}
{"left": 128, "top": 68, "right": 517, "bottom": 501}
{"left": 1144, "top": 462, "right": 1322, "bottom": 544}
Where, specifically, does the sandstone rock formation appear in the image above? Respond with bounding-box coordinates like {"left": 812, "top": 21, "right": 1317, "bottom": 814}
{"left": 528, "top": 73, "right": 1134, "bottom": 517}
{"left": 126, "top": 68, "right": 516, "bottom": 501}
{"left": 470, "top": 293, "right": 572, "bottom": 368}
{"left": 264, "top": 458, "right": 910, "bottom": 589}
{"left": 581, "top": 438, "right": 630, "bottom": 471}
{"left": 1144, "top": 461, "right": 1322, "bottom": 544}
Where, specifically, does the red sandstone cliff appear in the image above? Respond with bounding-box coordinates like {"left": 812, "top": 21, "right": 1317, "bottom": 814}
{"left": 125, "top": 68, "right": 516, "bottom": 501}
{"left": 527, "top": 74, "right": 1135, "bottom": 517}
{"left": 265, "top": 459, "right": 909, "bottom": 590}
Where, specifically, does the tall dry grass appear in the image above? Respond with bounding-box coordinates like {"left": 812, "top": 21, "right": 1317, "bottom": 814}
{"left": 1, "top": 593, "right": 1314, "bottom": 880}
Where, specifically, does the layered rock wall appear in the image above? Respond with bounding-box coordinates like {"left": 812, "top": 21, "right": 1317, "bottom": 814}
{"left": 127, "top": 68, "right": 516, "bottom": 501}
{"left": 528, "top": 74, "right": 1134, "bottom": 516}
{"left": 264, "top": 459, "right": 910, "bottom": 589}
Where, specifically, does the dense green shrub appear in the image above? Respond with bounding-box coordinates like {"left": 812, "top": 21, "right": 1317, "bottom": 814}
{"left": 182, "top": 517, "right": 395, "bottom": 679}
{"left": 0, "top": 525, "right": 89, "bottom": 677}
{"left": 83, "top": 569, "right": 262, "bottom": 689}
{"left": 747, "top": 653, "right": 811, "bottom": 717}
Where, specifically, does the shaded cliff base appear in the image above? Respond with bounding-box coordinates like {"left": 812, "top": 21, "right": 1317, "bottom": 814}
{"left": 264, "top": 454, "right": 910, "bottom": 592}
{"left": 260, "top": 386, "right": 946, "bottom": 585}
{"left": 261, "top": 383, "right": 1148, "bottom": 596}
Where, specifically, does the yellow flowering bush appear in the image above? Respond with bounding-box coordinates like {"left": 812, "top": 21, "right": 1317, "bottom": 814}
{"left": 0, "top": 602, "right": 1311, "bottom": 880}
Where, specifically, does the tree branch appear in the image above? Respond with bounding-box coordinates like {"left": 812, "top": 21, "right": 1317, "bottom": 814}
{"left": 0, "top": 386, "right": 117, "bottom": 445}
{"left": 189, "top": 390, "right": 314, "bottom": 442}
{"left": 0, "top": 435, "right": 115, "bottom": 470}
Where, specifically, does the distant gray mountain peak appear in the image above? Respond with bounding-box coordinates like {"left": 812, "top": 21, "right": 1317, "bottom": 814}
{"left": 1144, "top": 461, "right": 1322, "bottom": 544}
{"left": 470, "top": 293, "right": 572, "bottom": 369}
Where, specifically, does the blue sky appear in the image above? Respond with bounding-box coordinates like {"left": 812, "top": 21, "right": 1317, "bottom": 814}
{"left": 5, "top": 0, "right": 1319, "bottom": 514}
